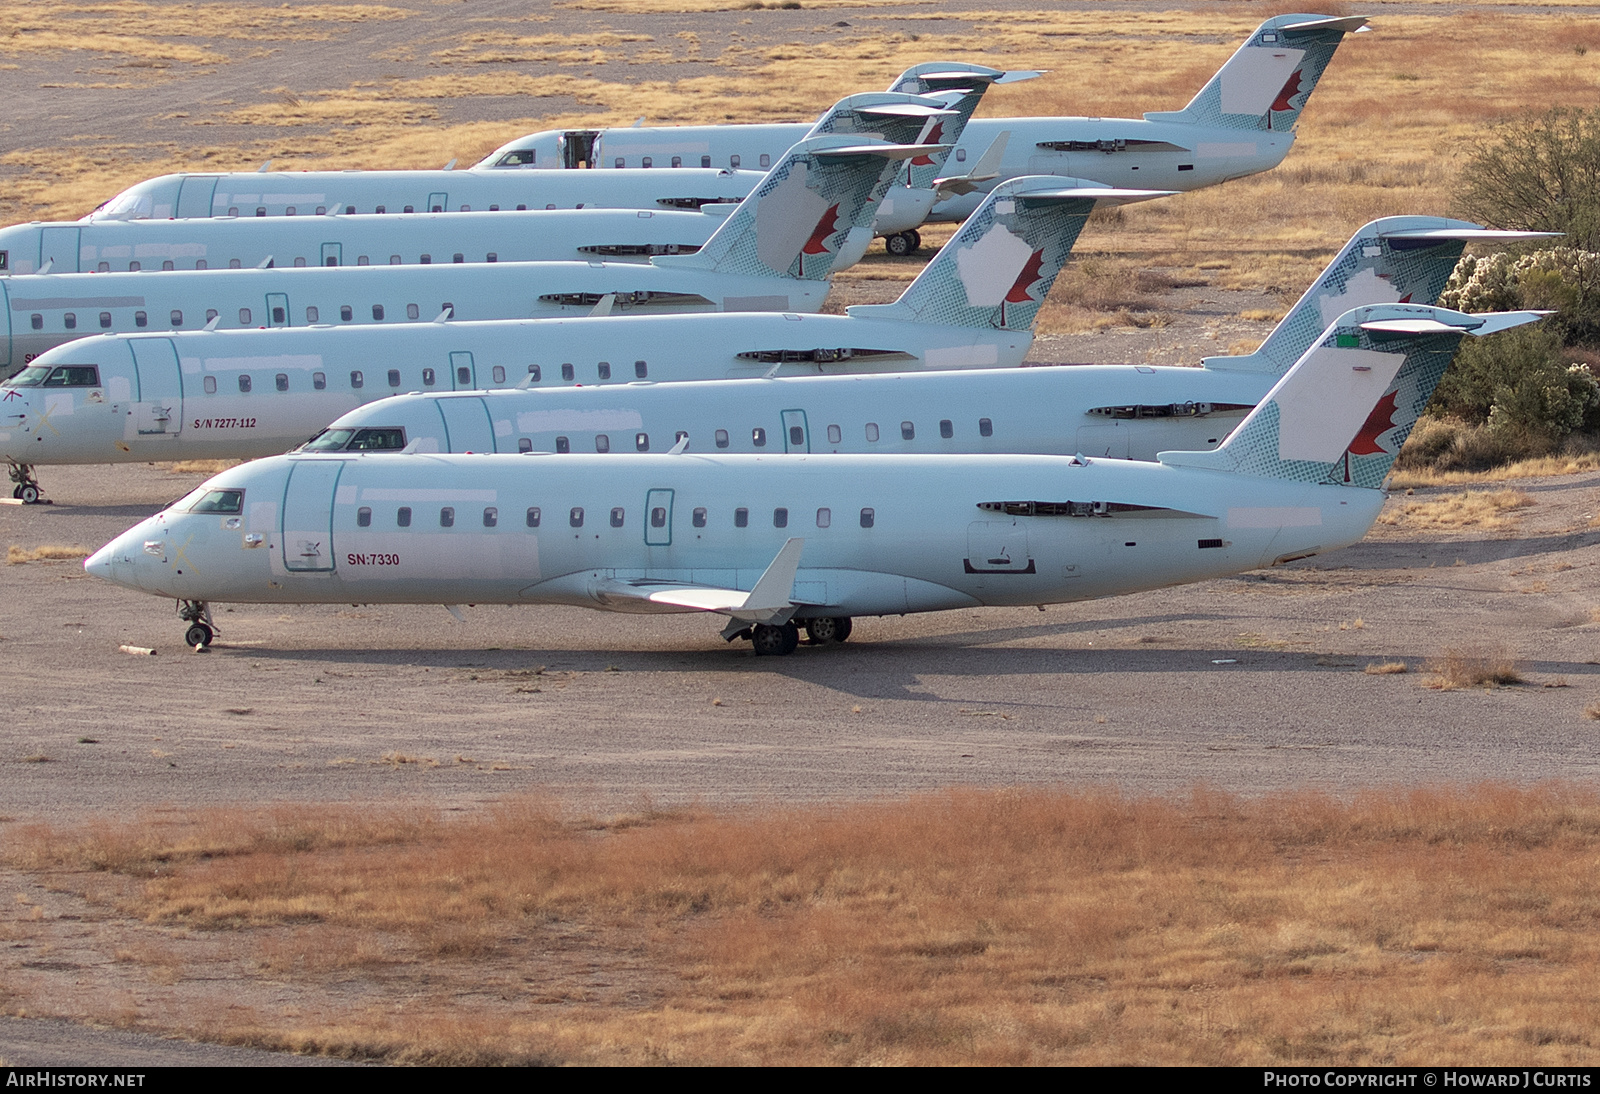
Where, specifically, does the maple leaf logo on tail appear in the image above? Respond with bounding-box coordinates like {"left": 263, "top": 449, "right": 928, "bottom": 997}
{"left": 797, "top": 203, "right": 842, "bottom": 277}
{"left": 999, "top": 249, "right": 1047, "bottom": 327}
{"left": 910, "top": 121, "right": 944, "bottom": 167}
{"left": 1271, "top": 70, "right": 1304, "bottom": 114}
{"left": 1348, "top": 390, "right": 1399, "bottom": 456}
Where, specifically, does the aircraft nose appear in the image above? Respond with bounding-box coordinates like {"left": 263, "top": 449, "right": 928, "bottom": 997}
{"left": 83, "top": 542, "right": 116, "bottom": 582}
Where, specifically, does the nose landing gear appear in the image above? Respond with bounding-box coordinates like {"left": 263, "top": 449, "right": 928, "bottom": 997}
{"left": 8, "top": 463, "right": 44, "bottom": 505}
{"left": 178, "top": 600, "right": 217, "bottom": 648}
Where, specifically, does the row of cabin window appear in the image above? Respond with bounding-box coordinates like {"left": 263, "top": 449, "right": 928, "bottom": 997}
{"left": 28, "top": 301, "right": 456, "bottom": 332}
{"left": 199, "top": 359, "right": 650, "bottom": 395}
{"left": 357, "top": 505, "right": 877, "bottom": 530}
{"left": 91, "top": 253, "right": 497, "bottom": 273}
{"left": 603, "top": 147, "right": 971, "bottom": 170}
{"left": 521, "top": 418, "right": 996, "bottom": 454}
{"left": 230, "top": 203, "right": 542, "bottom": 216}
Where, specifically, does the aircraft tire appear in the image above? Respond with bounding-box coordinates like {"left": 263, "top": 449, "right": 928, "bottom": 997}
{"left": 185, "top": 622, "right": 214, "bottom": 649}
{"left": 805, "top": 617, "right": 852, "bottom": 644}
{"left": 885, "top": 232, "right": 916, "bottom": 257}
{"left": 906, "top": 230, "right": 922, "bottom": 253}
{"left": 18, "top": 484, "right": 39, "bottom": 505}
{"left": 752, "top": 622, "right": 799, "bottom": 656}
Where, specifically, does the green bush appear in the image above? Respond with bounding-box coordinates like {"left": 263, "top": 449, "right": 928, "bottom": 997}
{"left": 1453, "top": 107, "right": 1600, "bottom": 251}
{"left": 1440, "top": 247, "right": 1600, "bottom": 346}
{"left": 1429, "top": 324, "right": 1600, "bottom": 447}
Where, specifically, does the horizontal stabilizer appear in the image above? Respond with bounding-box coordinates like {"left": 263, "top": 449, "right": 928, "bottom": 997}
{"left": 1280, "top": 15, "right": 1370, "bottom": 33}
{"left": 814, "top": 142, "right": 944, "bottom": 162}
{"left": 994, "top": 70, "right": 1045, "bottom": 84}
{"left": 1016, "top": 186, "right": 1177, "bottom": 207}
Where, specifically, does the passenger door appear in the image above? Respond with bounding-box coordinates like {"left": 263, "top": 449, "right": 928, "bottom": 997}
{"left": 320, "top": 243, "right": 342, "bottom": 268}
{"left": 449, "top": 351, "right": 476, "bottom": 390}
{"left": 644, "top": 489, "right": 674, "bottom": 547}
{"left": 265, "top": 293, "right": 291, "bottom": 328}
{"left": 38, "top": 226, "right": 80, "bottom": 273}
{"left": 281, "top": 459, "right": 344, "bottom": 573}
{"left": 780, "top": 409, "right": 809, "bottom": 453}
{"left": 436, "top": 396, "right": 496, "bottom": 453}
{"left": 427, "top": 191, "right": 448, "bottom": 213}
{"left": 175, "top": 176, "right": 219, "bottom": 218}
{"left": 129, "top": 338, "right": 183, "bottom": 437}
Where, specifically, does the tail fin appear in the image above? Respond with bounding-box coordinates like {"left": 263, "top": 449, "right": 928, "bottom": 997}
{"left": 885, "top": 64, "right": 1013, "bottom": 190}
{"left": 1142, "top": 14, "right": 1368, "bottom": 133}
{"left": 805, "top": 90, "right": 966, "bottom": 192}
{"left": 1203, "top": 218, "right": 1560, "bottom": 376}
{"left": 846, "top": 175, "right": 1172, "bottom": 330}
{"left": 1163, "top": 305, "right": 1545, "bottom": 486}
{"left": 655, "top": 134, "right": 927, "bottom": 282}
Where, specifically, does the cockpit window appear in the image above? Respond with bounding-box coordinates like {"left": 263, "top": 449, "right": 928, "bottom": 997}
{"left": 301, "top": 427, "right": 406, "bottom": 452}
{"left": 5, "top": 365, "right": 99, "bottom": 388}
{"left": 496, "top": 149, "right": 537, "bottom": 166}
{"left": 187, "top": 489, "right": 245, "bottom": 514}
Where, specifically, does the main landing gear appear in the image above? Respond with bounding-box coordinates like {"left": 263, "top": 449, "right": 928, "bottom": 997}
{"left": 734, "top": 617, "right": 854, "bottom": 657}
{"left": 884, "top": 230, "right": 922, "bottom": 257}
{"left": 178, "top": 600, "right": 217, "bottom": 648}
{"left": 8, "top": 463, "right": 43, "bottom": 505}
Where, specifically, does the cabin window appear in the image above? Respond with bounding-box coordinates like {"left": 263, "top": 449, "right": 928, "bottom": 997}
{"left": 730, "top": 155, "right": 740, "bottom": 168}
{"left": 255, "top": 207, "right": 266, "bottom": 217}
{"left": 518, "top": 437, "right": 532, "bottom": 453}
{"left": 492, "top": 366, "right": 505, "bottom": 384}
{"left": 312, "top": 372, "right": 326, "bottom": 390}
{"left": 459, "top": 206, "right": 468, "bottom": 213}
{"left": 561, "top": 363, "right": 574, "bottom": 382}
{"left": 162, "top": 260, "right": 174, "bottom": 271}
{"left": 715, "top": 429, "right": 729, "bottom": 449}
{"left": 691, "top": 507, "right": 707, "bottom": 528}
{"left": 422, "top": 368, "right": 436, "bottom": 386}
{"left": 615, "top": 157, "right": 626, "bottom": 169}
{"left": 305, "top": 306, "right": 319, "bottom": 323}
{"left": 389, "top": 255, "right": 401, "bottom": 265}
{"left": 340, "top": 305, "right": 353, "bottom": 321}
{"left": 129, "top": 260, "right": 142, "bottom": 271}
{"left": 752, "top": 427, "right": 766, "bottom": 447}
{"left": 316, "top": 206, "right": 326, "bottom": 216}
{"left": 978, "top": 417, "right": 993, "bottom": 437}
{"left": 570, "top": 507, "right": 584, "bottom": 528}
{"left": 63, "top": 313, "right": 76, "bottom": 330}
{"left": 789, "top": 425, "right": 804, "bottom": 446}
{"left": 375, "top": 206, "right": 386, "bottom": 215}
{"left": 634, "top": 360, "right": 648, "bottom": 379}
{"left": 350, "top": 370, "right": 364, "bottom": 389}
{"left": 860, "top": 508, "right": 875, "bottom": 529}
{"left": 773, "top": 508, "right": 788, "bottom": 529}
{"left": 171, "top": 310, "right": 184, "bottom": 327}
{"left": 650, "top": 507, "right": 667, "bottom": 529}
{"left": 238, "top": 375, "right": 252, "bottom": 393}
{"left": 438, "top": 507, "right": 456, "bottom": 528}
{"left": 292, "top": 257, "right": 306, "bottom": 268}
{"left": 29, "top": 314, "right": 41, "bottom": 331}
{"left": 555, "top": 436, "right": 570, "bottom": 453}
{"left": 489, "top": 205, "right": 499, "bottom": 212}
{"left": 610, "top": 507, "right": 625, "bottom": 528}
{"left": 483, "top": 507, "right": 498, "bottom": 528}
{"left": 642, "top": 157, "right": 652, "bottom": 168}
{"left": 134, "top": 311, "right": 148, "bottom": 328}
{"left": 669, "top": 156, "right": 682, "bottom": 168}
{"left": 387, "top": 369, "right": 401, "bottom": 388}
{"left": 759, "top": 154, "right": 771, "bottom": 168}
{"left": 635, "top": 432, "right": 649, "bottom": 452}
{"left": 827, "top": 424, "right": 841, "bottom": 444}
{"left": 397, "top": 507, "right": 412, "bottom": 527}
{"left": 487, "top": 253, "right": 497, "bottom": 263}
{"left": 97, "top": 262, "right": 109, "bottom": 272}
{"left": 595, "top": 434, "right": 610, "bottom": 453}
{"left": 238, "top": 308, "right": 251, "bottom": 324}
{"left": 865, "top": 422, "right": 879, "bottom": 442}
{"left": 346, "top": 206, "right": 357, "bottom": 215}
{"left": 357, "top": 507, "right": 371, "bottom": 528}
{"left": 357, "top": 256, "right": 369, "bottom": 266}
{"left": 275, "top": 373, "right": 289, "bottom": 392}
{"left": 419, "top": 255, "right": 431, "bottom": 266}
{"left": 406, "top": 303, "right": 420, "bottom": 320}
{"left": 229, "top": 259, "right": 242, "bottom": 269}
{"left": 227, "top": 207, "right": 238, "bottom": 216}
{"left": 195, "top": 260, "right": 207, "bottom": 270}
{"left": 456, "top": 365, "right": 471, "bottom": 385}
{"left": 453, "top": 253, "right": 464, "bottom": 264}
{"left": 597, "top": 362, "right": 611, "bottom": 381}
{"left": 735, "top": 507, "right": 749, "bottom": 528}
{"left": 526, "top": 507, "right": 541, "bottom": 527}
{"left": 816, "top": 508, "right": 831, "bottom": 529}
{"left": 527, "top": 364, "right": 541, "bottom": 382}
{"left": 901, "top": 421, "right": 915, "bottom": 440}
{"left": 203, "top": 376, "right": 217, "bottom": 394}
{"left": 286, "top": 207, "right": 296, "bottom": 216}
{"left": 270, "top": 306, "right": 284, "bottom": 324}
{"left": 96, "top": 311, "right": 111, "bottom": 327}
{"left": 204, "top": 309, "right": 217, "bottom": 324}
{"left": 403, "top": 206, "right": 414, "bottom": 214}
{"left": 372, "top": 305, "right": 385, "bottom": 320}
{"left": 940, "top": 419, "right": 953, "bottom": 439}
{"left": 324, "top": 255, "right": 336, "bottom": 267}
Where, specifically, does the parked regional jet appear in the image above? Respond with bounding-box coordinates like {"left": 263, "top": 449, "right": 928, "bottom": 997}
{"left": 80, "top": 85, "right": 988, "bottom": 248}
{"left": 482, "top": 14, "right": 1368, "bottom": 252}
{"left": 0, "top": 176, "right": 1167, "bottom": 499}
{"left": 84, "top": 304, "right": 1538, "bottom": 653}
{"left": 5, "top": 211, "right": 1542, "bottom": 503}
{"left": 0, "top": 134, "right": 919, "bottom": 377}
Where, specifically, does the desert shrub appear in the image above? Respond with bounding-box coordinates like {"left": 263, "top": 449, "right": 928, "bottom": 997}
{"left": 1441, "top": 247, "right": 1600, "bottom": 346}
{"left": 1426, "top": 324, "right": 1600, "bottom": 447}
{"left": 1453, "top": 107, "right": 1600, "bottom": 251}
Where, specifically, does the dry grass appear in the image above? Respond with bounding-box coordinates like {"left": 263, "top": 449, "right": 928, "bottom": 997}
{"left": 1424, "top": 648, "right": 1524, "bottom": 691}
{"left": 1387, "top": 453, "right": 1600, "bottom": 490}
{"left": 6, "top": 544, "right": 90, "bottom": 565}
{"left": 7, "top": 786, "right": 1600, "bottom": 1064}
{"left": 1377, "top": 489, "right": 1533, "bottom": 531}
{"left": 1364, "top": 661, "right": 1409, "bottom": 675}
{"left": 161, "top": 459, "right": 241, "bottom": 475}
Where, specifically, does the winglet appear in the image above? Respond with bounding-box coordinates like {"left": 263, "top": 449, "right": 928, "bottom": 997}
{"left": 668, "top": 434, "right": 690, "bottom": 454}
{"left": 204, "top": 313, "right": 221, "bottom": 331}
{"left": 740, "top": 538, "right": 805, "bottom": 615}
{"left": 256, "top": 160, "right": 272, "bottom": 173}
{"left": 933, "top": 130, "right": 1011, "bottom": 198}
{"left": 256, "top": 255, "right": 274, "bottom": 270}
{"left": 433, "top": 305, "right": 454, "bottom": 323}
{"left": 443, "top": 158, "right": 457, "bottom": 171}
{"left": 588, "top": 293, "right": 617, "bottom": 318}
